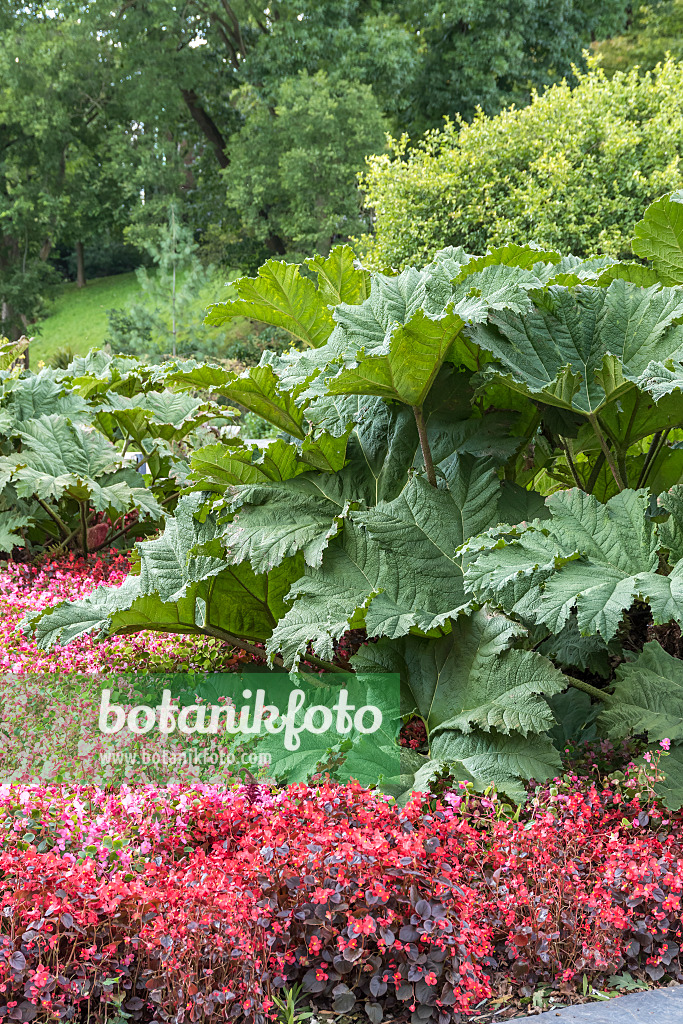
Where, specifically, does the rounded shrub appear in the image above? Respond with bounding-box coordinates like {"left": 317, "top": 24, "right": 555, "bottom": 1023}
{"left": 360, "top": 59, "right": 683, "bottom": 269}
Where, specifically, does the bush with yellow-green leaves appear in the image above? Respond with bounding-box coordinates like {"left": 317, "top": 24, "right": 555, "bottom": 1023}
{"left": 359, "top": 59, "right": 683, "bottom": 270}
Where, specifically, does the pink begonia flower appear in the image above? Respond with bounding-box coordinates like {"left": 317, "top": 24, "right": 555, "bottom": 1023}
{"left": 661, "top": 738, "right": 671, "bottom": 751}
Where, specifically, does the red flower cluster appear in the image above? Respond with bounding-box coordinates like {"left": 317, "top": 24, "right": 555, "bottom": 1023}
{"left": 0, "top": 777, "right": 680, "bottom": 1024}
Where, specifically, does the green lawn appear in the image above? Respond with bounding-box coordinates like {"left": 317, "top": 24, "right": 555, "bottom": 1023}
{"left": 31, "top": 269, "right": 239, "bottom": 367}
{"left": 32, "top": 273, "right": 142, "bottom": 366}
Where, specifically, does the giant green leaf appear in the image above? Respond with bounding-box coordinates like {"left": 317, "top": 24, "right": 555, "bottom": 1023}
{"left": 548, "top": 690, "right": 599, "bottom": 746}
{"left": 0, "top": 415, "right": 162, "bottom": 520}
{"left": 157, "top": 360, "right": 235, "bottom": 393}
{"left": 218, "top": 392, "right": 525, "bottom": 576}
{"left": 632, "top": 190, "right": 683, "bottom": 285}
{"left": 314, "top": 260, "right": 537, "bottom": 407}
{"left": 214, "top": 392, "right": 509, "bottom": 579}
{"left": 544, "top": 254, "right": 617, "bottom": 287}
{"left": 161, "top": 362, "right": 307, "bottom": 438}
{"left": 600, "top": 642, "right": 683, "bottom": 742}
{"left": 270, "top": 458, "right": 503, "bottom": 664}
{"left": 2, "top": 371, "right": 89, "bottom": 424}
{"left": 659, "top": 485, "right": 683, "bottom": 564}
{"left": 429, "top": 729, "right": 563, "bottom": 802}
{"left": 323, "top": 306, "right": 475, "bottom": 407}
{"left": 432, "top": 647, "right": 567, "bottom": 736}
{"left": 268, "top": 522, "right": 392, "bottom": 665}
{"left": 0, "top": 510, "right": 31, "bottom": 551}
{"left": 223, "top": 479, "right": 350, "bottom": 571}
{"left": 63, "top": 352, "right": 153, "bottom": 400}
{"left": 24, "top": 494, "right": 300, "bottom": 648}
{"left": 204, "top": 259, "right": 334, "bottom": 348}
{"left": 469, "top": 280, "right": 683, "bottom": 415}
{"left": 465, "top": 488, "right": 683, "bottom": 640}
{"left": 187, "top": 427, "right": 348, "bottom": 493}
{"left": 214, "top": 364, "right": 308, "bottom": 438}
{"left": 12, "top": 414, "right": 119, "bottom": 478}
{"left": 537, "top": 615, "right": 613, "bottom": 678}
{"left": 95, "top": 391, "right": 222, "bottom": 443}
{"left": 304, "top": 245, "right": 371, "bottom": 307}
{"left": 264, "top": 257, "right": 528, "bottom": 409}
{"left": 355, "top": 453, "right": 499, "bottom": 574}
{"left": 353, "top": 608, "right": 567, "bottom": 737}
{"left": 596, "top": 263, "right": 661, "bottom": 288}
{"left": 189, "top": 440, "right": 308, "bottom": 490}
{"left": 455, "top": 242, "right": 561, "bottom": 274}
{"left": 305, "top": 373, "right": 521, "bottom": 502}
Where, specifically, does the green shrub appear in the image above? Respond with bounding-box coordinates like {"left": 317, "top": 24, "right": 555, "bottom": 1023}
{"left": 359, "top": 59, "right": 683, "bottom": 269}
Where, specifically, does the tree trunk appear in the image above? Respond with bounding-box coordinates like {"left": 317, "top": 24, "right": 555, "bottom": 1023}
{"left": 180, "top": 88, "right": 230, "bottom": 168}
{"left": 75, "top": 241, "right": 86, "bottom": 288}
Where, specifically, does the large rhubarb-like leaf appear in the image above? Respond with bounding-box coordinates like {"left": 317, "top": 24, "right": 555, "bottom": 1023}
{"left": 94, "top": 391, "right": 221, "bottom": 443}
{"left": 469, "top": 280, "right": 683, "bottom": 416}
{"left": 600, "top": 642, "right": 683, "bottom": 742}
{"left": 303, "top": 245, "right": 371, "bottom": 307}
{"left": 167, "top": 363, "right": 307, "bottom": 439}
{"left": 632, "top": 190, "right": 683, "bottom": 285}
{"left": 269, "top": 457, "right": 505, "bottom": 664}
{"left": 188, "top": 427, "right": 348, "bottom": 493}
{"left": 263, "top": 254, "right": 541, "bottom": 410}
{"left": 352, "top": 608, "right": 567, "bottom": 737}
{"left": 0, "top": 415, "right": 162, "bottom": 518}
{"left": 465, "top": 488, "right": 683, "bottom": 640}
{"left": 204, "top": 259, "right": 334, "bottom": 348}
{"left": 215, "top": 381, "right": 526, "bottom": 579}
{"left": 0, "top": 510, "right": 32, "bottom": 551}
{"left": 24, "top": 494, "right": 300, "bottom": 648}
{"left": 429, "top": 729, "right": 563, "bottom": 802}
{"left": 313, "top": 261, "right": 540, "bottom": 408}
{"left": 1, "top": 371, "right": 89, "bottom": 424}
{"left": 189, "top": 440, "right": 309, "bottom": 490}
{"left": 222, "top": 478, "right": 350, "bottom": 572}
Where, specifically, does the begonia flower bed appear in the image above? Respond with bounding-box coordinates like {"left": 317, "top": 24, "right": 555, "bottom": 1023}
{"left": 0, "top": 775, "right": 678, "bottom": 1022}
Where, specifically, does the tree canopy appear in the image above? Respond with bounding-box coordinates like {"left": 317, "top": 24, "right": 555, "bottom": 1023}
{"left": 593, "top": 0, "right": 683, "bottom": 74}
{"left": 0, "top": 0, "right": 634, "bottom": 336}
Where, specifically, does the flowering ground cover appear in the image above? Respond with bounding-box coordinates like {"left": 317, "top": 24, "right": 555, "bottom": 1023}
{"left": 0, "top": 774, "right": 679, "bottom": 1022}
{"left": 0, "top": 552, "right": 250, "bottom": 677}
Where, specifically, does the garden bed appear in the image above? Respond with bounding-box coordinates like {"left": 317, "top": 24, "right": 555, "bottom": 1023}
{"left": 0, "top": 557, "right": 679, "bottom": 1022}
{"left": 0, "top": 773, "right": 678, "bottom": 1022}
{"left": 0, "top": 552, "right": 250, "bottom": 678}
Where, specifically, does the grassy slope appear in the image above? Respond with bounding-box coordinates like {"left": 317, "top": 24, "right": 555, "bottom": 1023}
{"left": 32, "top": 270, "right": 240, "bottom": 366}
{"left": 32, "top": 273, "right": 141, "bottom": 365}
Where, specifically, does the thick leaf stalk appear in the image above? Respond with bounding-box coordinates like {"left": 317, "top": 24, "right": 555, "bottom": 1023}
{"left": 413, "top": 405, "right": 437, "bottom": 487}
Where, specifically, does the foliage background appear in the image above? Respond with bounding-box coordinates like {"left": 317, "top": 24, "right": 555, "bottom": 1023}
{"left": 360, "top": 59, "right": 683, "bottom": 270}
{"left": 0, "top": 0, "right": 638, "bottom": 344}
